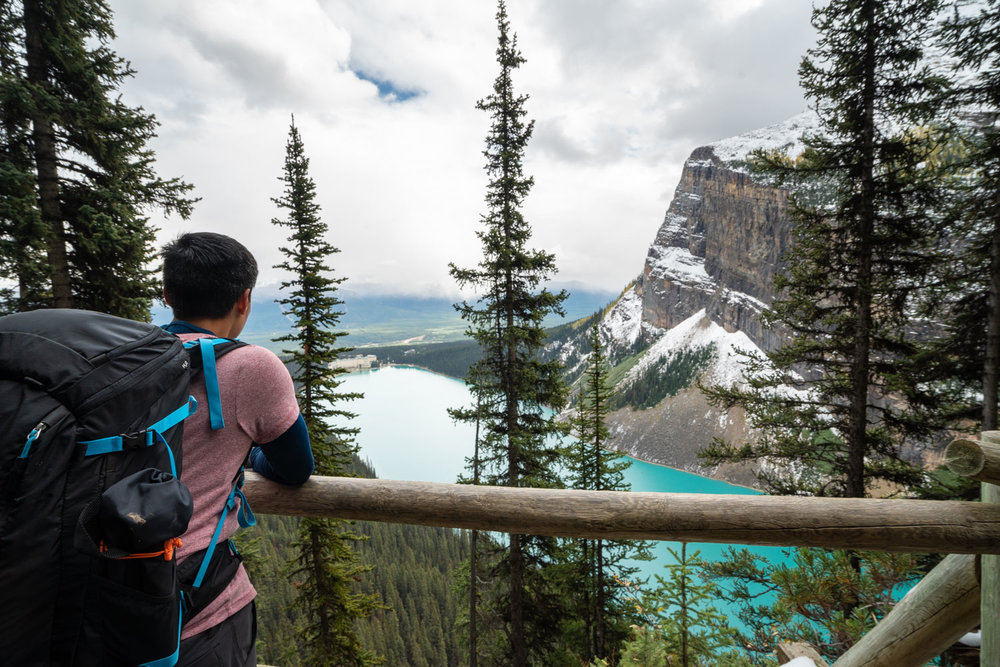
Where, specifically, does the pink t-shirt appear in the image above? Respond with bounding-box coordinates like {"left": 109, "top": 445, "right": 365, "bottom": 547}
{"left": 175, "top": 334, "right": 300, "bottom": 639}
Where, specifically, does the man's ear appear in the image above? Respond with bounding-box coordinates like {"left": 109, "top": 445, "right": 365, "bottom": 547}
{"left": 236, "top": 288, "right": 252, "bottom": 315}
{"left": 162, "top": 289, "right": 172, "bottom": 307}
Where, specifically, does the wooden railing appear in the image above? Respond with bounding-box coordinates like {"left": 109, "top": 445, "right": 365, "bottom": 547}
{"left": 243, "top": 431, "right": 1000, "bottom": 667}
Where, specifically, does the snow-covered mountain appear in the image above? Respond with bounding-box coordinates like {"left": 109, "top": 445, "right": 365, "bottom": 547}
{"left": 554, "top": 116, "right": 818, "bottom": 484}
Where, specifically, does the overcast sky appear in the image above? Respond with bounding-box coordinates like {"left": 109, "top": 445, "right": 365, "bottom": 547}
{"left": 108, "top": 0, "right": 816, "bottom": 297}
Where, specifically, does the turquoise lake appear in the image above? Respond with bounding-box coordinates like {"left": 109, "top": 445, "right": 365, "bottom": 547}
{"left": 333, "top": 365, "right": 792, "bottom": 598}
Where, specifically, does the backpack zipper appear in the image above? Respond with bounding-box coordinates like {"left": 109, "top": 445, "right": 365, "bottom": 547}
{"left": 19, "top": 423, "right": 47, "bottom": 459}
{"left": 18, "top": 405, "right": 72, "bottom": 459}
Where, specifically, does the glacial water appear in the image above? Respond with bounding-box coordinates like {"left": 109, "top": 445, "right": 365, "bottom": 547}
{"left": 333, "top": 365, "right": 792, "bottom": 624}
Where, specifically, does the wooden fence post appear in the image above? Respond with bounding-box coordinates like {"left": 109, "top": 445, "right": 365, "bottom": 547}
{"left": 831, "top": 554, "right": 980, "bottom": 667}
{"left": 945, "top": 436, "right": 1000, "bottom": 484}
{"left": 981, "top": 431, "right": 1000, "bottom": 667}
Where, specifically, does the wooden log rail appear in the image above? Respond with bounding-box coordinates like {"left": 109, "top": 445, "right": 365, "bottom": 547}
{"left": 832, "top": 554, "right": 980, "bottom": 667}
{"left": 243, "top": 473, "right": 1000, "bottom": 554}
{"left": 945, "top": 436, "right": 1000, "bottom": 485}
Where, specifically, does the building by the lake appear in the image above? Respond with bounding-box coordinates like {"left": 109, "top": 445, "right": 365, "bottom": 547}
{"left": 331, "top": 354, "right": 377, "bottom": 372}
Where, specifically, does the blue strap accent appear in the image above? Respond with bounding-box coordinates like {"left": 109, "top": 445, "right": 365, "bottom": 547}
{"left": 192, "top": 480, "right": 240, "bottom": 589}
{"left": 234, "top": 486, "right": 256, "bottom": 528}
{"left": 19, "top": 426, "right": 44, "bottom": 459}
{"left": 81, "top": 435, "right": 124, "bottom": 457}
{"left": 139, "top": 603, "right": 182, "bottom": 667}
{"left": 149, "top": 396, "right": 198, "bottom": 437}
{"left": 152, "top": 431, "right": 180, "bottom": 478}
{"left": 198, "top": 338, "right": 227, "bottom": 431}
{"left": 80, "top": 397, "right": 197, "bottom": 457}
{"left": 191, "top": 469, "right": 256, "bottom": 589}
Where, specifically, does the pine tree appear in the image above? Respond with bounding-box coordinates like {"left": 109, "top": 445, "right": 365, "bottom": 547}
{"left": 934, "top": 1, "right": 1000, "bottom": 430}
{"left": 271, "top": 118, "right": 380, "bottom": 666}
{"left": 699, "top": 1, "right": 951, "bottom": 661}
{"left": 448, "top": 2, "right": 569, "bottom": 663}
{"left": 703, "top": 547, "right": 921, "bottom": 663}
{"left": 0, "top": 0, "right": 195, "bottom": 318}
{"left": 701, "top": 0, "right": 950, "bottom": 499}
{"left": 645, "top": 544, "right": 740, "bottom": 667}
{"left": 566, "top": 321, "right": 651, "bottom": 662}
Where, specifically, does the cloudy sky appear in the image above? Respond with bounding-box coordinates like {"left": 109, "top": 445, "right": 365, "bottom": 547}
{"left": 108, "top": 0, "right": 816, "bottom": 297}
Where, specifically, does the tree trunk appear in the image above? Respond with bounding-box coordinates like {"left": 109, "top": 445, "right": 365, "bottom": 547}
{"left": 846, "top": 0, "right": 878, "bottom": 501}
{"left": 22, "top": 0, "right": 71, "bottom": 307}
{"left": 984, "top": 213, "right": 1000, "bottom": 430}
{"left": 310, "top": 524, "right": 334, "bottom": 655}
{"left": 680, "top": 542, "right": 689, "bottom": 667}
{"left": 469, "top": 398, "right": 480, "bottom": 667}
{"left": 596, "top": 537, "right": 606, "bottom": 659}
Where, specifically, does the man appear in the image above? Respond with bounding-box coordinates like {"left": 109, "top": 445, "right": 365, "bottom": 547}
{"left": 161, "top": 232, "right": 314, "bottom": 666}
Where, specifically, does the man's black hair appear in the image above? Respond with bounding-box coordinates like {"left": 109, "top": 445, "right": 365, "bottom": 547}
{"left": 162, "top": 232, "right": 258, "bottom": 320}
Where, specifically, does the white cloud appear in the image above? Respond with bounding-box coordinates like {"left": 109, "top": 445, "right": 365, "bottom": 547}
{"left": 109, "top": 0, "right": 815, "bottom": 297}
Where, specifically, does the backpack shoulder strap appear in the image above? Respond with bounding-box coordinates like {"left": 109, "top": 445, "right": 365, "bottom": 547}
{"left": 181, "top": 337, "right": 248, "bottom": 431}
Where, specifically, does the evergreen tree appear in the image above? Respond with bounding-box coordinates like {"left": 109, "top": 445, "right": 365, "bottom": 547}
{"left": 934, "top": 1, "right": 1000, "bottom": 430}
{"left": 0, "top": 0, "right": 195, "bottom": 318}
{"left": 271, "top": 118, "right": 380, "bottom": 666}
{"left": 703, "top": 547, "right": 920, "bottom": 663}
{"left": 645, "top": 544, "right": 740, "bottom": 667}
{"left": 0, "top": 1, "right": 44, "bottom": 313}
{"left": 701, "top": 0, "right": 950, "bottom": 499}
{"left": 238, "top": 455, "right": 470, "bottom": 667}
{"left": 698, "top": 1, "right": 950, "bottom": 661}
{"left": 448, "top": 2, "right": 569, "bottom": 663}
{"left": 566, "top": 321, "right": 651, "bottom": 662}
{"left": 615, "top": 547, "right": 750, "bottom": 667}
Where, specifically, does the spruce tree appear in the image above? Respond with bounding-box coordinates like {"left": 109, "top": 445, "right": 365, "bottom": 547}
{"left": 0, "top": 0, "right": 195, "bottom": 319}
{"left": 0, "top": 1, "right": 45, "bottom": 313}
{"left": 565, "top": 321, "right": 650, "bottom": 662}
{"left": 448, "top": 2, "right": 569, "bottom": 663}
{"left": 271, "top": 118, "right": 380, "bottom": 666}
{"left": 701, "top": 0, "right": 950, "bottom": 498}
{"left": 642, "top": 544, "right": 739, "bottom": 667}
{"left": 699, "top": 1, "right": 949, "bottom": 660}
{"left": 934, "top": 1, "right": 1000, "bottom": 430}
{"left": 703, "top": 547, "right": 921, "bottom": 662}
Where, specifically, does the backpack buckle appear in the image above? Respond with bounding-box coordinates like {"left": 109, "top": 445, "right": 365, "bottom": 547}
{"left": 121, "top": 429, "right": 150, "bottom": 449}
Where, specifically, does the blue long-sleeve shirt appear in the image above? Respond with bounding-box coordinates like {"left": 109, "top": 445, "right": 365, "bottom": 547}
{"left": 250, "top": 414, "right": 314, "bottom": 485}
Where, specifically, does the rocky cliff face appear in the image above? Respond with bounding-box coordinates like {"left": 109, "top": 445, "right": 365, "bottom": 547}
{"left": 637, "top": 112, "right": 817, "bottom": 353}
{"left": 638, "top": 146, "right": 790, "bottom": 352}
{"left": 570, "top": 114, "right": 819, "bottom": 485}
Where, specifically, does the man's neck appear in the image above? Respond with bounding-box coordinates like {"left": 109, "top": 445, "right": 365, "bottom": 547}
{"left": 168, "top": 316, "right": 240, "bottom": 338}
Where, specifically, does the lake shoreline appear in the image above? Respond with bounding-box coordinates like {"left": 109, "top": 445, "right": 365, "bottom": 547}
{"left": 618, "top": 452, "right": 763, "bottom": 494}
{"left": 355, "top": 365, "right": 764, "bottom": 494}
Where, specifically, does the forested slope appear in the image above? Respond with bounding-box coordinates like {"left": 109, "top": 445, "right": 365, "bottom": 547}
{"left": 240, "top": 457, "right": 468, "bottom": 665}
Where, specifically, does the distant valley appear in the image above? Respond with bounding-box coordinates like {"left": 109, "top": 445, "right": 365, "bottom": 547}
{"left": 151, "top": 286, "right": 620, "bottom": 350}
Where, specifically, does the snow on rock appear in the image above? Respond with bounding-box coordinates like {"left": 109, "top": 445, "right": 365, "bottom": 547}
{"left": 623, "top": 308, "right": 764, "bottom": 389}
{"left": 600, "top": 286, "right": 645, "bottom": 349}
{"left": 661, "top": 211, "right": 692, "bottom": 237}
{"left": 722, "top": 287, "right": 768, "bottom": 313}
{"left": 708, "top": 110, "right": 820, "bottom": 169}
{"left": 647, "top": 245, "right": 713, "bottom": 286}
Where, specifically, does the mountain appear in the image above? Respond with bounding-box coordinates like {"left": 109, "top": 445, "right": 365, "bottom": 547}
{"left": 553, "top": 114, "right": 820, "bottom": 486}
{"left": 151, "top": 286, "right": 618, "bottom": 349}
{"left": 637, "top": 112, "right": 818, "bottom": 353}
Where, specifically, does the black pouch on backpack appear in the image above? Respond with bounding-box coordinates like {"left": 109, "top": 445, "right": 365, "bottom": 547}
{"left": 177, "top": 539, "right": 244, "bottom": 623}
{"left": 74, "top": 467, "right": 194, "bottom": 666}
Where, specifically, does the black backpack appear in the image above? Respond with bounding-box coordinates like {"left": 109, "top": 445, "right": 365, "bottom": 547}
{"left": 0, "top": 309, "right": 239, "bottom": 667}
